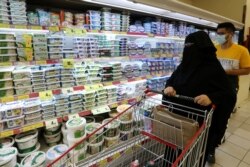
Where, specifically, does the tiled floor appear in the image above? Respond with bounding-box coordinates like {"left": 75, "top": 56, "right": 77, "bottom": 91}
{"left": 206, "top": 97, "right": 250, "bottom": 167}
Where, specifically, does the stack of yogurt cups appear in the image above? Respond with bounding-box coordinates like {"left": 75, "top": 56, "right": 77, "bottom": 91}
{"left": 9, "top": 0, "right": 28, "bottom": 25}
{"left": 66, "top": 117, "right": 87, "bottom": 163}
{"left": 44, "top": 125, "right": 62, "bottom": 147}
{"left": 0, "top": 0, "right": 10, "bottom": 24}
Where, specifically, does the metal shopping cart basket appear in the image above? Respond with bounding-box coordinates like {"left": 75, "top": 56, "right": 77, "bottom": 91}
{"left": 47, "top": 90, "right": 215, "bottom": 167}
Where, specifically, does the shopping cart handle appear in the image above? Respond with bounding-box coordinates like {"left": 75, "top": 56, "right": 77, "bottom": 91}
{"left": 145, "top": 89, "right": 195, "bottom": 102}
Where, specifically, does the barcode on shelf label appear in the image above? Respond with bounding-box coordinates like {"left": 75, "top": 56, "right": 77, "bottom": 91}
{"left": 63, "top": 59, "right": 74, "bottom": 69}
{"left": 68, "top": 113, "right": 80, "bottom": 120}
{"left": 62, "top": 88, "right": 74, "bottom": 94}
{"left": 45, "top": 119, "right": 59, "bottom": 129}
{"left": 92, "top": 106, "right": 111, "bottom": 115}
{"left": 39, "top": 90, "right": 53, "bottom": 101}
{"left": 0, "top": 130, "right": 14, "bottom": 138}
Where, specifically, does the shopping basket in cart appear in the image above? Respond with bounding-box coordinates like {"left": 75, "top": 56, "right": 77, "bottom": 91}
{"left": 47, "top": 90, "right": 215, "bottom": 167}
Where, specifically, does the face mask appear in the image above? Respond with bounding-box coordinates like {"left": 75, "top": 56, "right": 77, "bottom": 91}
{"left": 216, "top": 34, "right": 227, "bottom": 44}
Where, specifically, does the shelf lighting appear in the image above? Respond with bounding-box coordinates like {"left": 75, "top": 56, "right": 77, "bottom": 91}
{"left": 82, "top": 0, "right": 218, "bottom": 27}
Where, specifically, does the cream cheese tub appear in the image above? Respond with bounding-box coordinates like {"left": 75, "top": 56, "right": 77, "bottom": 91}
{"left": 87, "top": 140, "right": 104, "bottom": 155}
{"left": 15, "top": 130, "right": 38, "bottom": 154}
{"left": 18, "top": 143, "right": 41, "bottom": 159}
{"left": 22, "top": 99, "right": 41, "bottom": 113}
{"left": 66, "top": 117, "right": 86, "bottom": 139}
{"left": 44, "top": 131, "right": 62, "bottom": 145}
{"left": 0, "top": 137, "right": 14, "bottom": 148}
{"left": 3, "top": 101, "right": 23, "bottom": 118}
{"left": 117, "top": 104, "right": 133, "bottom": 121}
{"left": 46, "top": 144, "right": 68, "bottom": 167}
{"left": 6, "top": 115, "right": 25, "bottom": 129}
{"left": 67, "top": 134, "right": 86, "bottom": 151}
{"left": 120, "top": 129, "right": 134, "bottom": 141}
{"left": 104, "top": 134, "right": 120, "bottom": 148}
{"left": 102, "top": 118, "right": 120, "bottom": 137}
{"left": 21, "top": 151, "right": 46, "bottom": 167}
{"left": 119, "top": 120, "right": 133, "bottom": 131}
{"left": 85, "top": 123, "right": 103, "bottom": 144}
{"left": 69, "top": 146, "right": 87, "bottom": 163}
{"left": 45, "top": 125, "right": 61, "bottom": 136}
{"left": 0, "top": 147, "right": 17, "bottom": 167}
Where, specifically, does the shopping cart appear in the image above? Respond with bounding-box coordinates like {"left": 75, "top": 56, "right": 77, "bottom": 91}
{"left": 47, "top": 90, "right": 215, "bottom": 167}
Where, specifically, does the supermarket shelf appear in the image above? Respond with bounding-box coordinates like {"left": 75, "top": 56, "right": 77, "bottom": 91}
{"left": 0, "top": 56, "right": 130, "bottom": 67}
{"left": 0, "top": 23, "right": 185, "bottom": 40}
{"left": 0, "top": 97, "right": 141, "bottom": 138}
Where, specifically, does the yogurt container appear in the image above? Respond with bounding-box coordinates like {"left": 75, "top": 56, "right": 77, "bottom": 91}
{"left": 44, "top": 131, "right": 62, "bottom": 145}
{"left": 22, "top": 99, "right": 41, "bottom": 113}
{"left": 119, "top": 119, "right": 133, "bottom": 131}
{"left": 24, "top": 115, "right": 42, "bottom": 124}
{"left": 45, "top": 125, "right": 61, "bottom": 136}
{"left": 87, "top": 140, "right": 104, "bottom": 155}
{"left": 102, "top": 118, "right": 120, "bottom": 137}
{"left": 120, "top": 129, "right": 134, "bottom": 141}
{"left": 46, "top": 144, "right": 68, "bottom": 166}
{"left": 15, "top": 86, "right": 32, "bottom": 95}
{"left": 15, "top": 130, "right": 38, "bottom": 154}
{"left": 0, "top": 137, "right": 14, "bottom": 148}
{"left": 85, "top": 123, "right": 103, "bottom": 144}
{"left": 67, "top": 134, "right": 86, "bottom": 151}
{"left": 6, "top": 115, "right": 25, "bottom": 129}
{"left": 69, "top": 146, "right": 87, "bottom": 163}
{"left": 66, "top": 117, "right": 86, "bottom": 139}
{"left": 24, "top": 110, "right": 41, "bottom": 119}
{"left": 0, "top": 147, "right": 18, "bottom": 167}
{"left": 3, "top": 101, "right": 23, "bottom": 118}
{"left": 117, "top": 104, "right": 133, "bottom": 121}
{"left": 18, "top": 143, "right": 41, "bottom": 159}
{"left": 13, "top": 79, "right": 31, "bottom": 87}
{"left": 104, "top": 135, "right": 119, "bottom": 148}
{"left": 20, "top": 151, "right": 46, "bottom": 167}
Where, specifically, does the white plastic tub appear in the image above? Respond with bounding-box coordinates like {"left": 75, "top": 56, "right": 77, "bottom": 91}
{"left": 21, "top": 151, "right": 46, "bottom": 167}
{"left": 67, "top": 133, "right": 86, "bottom": 151}
{"left": 0, "top": 147, "right": 17, "bottom": 167}
{"left": 66, "top": 117, "right": 86, "bottom": 139}
{"left": 102, "top": 118, "right": 120, "bottom": 137}
{"left": 0, "top": 137, "right": 14, "bottom": 148}
{"left": 46, "top": 144, "right": 68, "bottom": 167}
{"left": 87, "top": 140, "right": 104, "bottom": 155}
{"left": 117, "top": 104, "right": 133, "bottom": 121}
{"left": 104, "top": 135, "right": 119, "bottom": 148}
{"left": 18, "top": 142, "right": 41, "bottom": 158}
{"left": 15, "top": 130, "right": 38, "bottom": 154}
{"left": 44, "top": 131, "right": 62, "bottom": 144}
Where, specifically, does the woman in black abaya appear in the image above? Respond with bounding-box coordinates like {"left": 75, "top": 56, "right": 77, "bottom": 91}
{"left": 163, "top": 31, "right": 236, "bottom": 166}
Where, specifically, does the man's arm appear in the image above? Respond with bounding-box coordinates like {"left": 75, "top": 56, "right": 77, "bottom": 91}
{"left": 226, "top": 68, "right": 250, "bottom": 75}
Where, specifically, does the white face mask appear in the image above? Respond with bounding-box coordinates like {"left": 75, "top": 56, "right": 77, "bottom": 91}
{"left": 215, "top": 34, "right": 227, "bottom": 44}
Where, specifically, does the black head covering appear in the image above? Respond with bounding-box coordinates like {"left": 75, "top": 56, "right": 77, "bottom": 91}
{"left": 178, "top": 31, "right": 217, "bottom": 84}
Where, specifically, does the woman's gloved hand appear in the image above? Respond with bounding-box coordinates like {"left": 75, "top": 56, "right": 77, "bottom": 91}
{"left": 194, "top": 95, "right": 212, "bottom": 106}
{"left": 164, "top": 86, "right": 176, "bottom": 96}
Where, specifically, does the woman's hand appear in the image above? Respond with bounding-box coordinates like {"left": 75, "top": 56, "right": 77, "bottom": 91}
{"left": 164, "top": 86, "right": 176, "bottom": 96}
{"left": 194, "top": 95, "right": 212, "bottom": 106}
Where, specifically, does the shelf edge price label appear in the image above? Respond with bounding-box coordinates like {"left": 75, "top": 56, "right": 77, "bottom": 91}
{"left": 23, "top": 122, "right": 44, "bottom": 132}
{"left": 39, "top": 90, "right": 53, "bottom": 101}
{"left": 0, "top": 62, "right": 12, "bottom": 66}
{"left": 48, "top": 26, "right": 59, "bottom": 32}
{"left": 68, "top": 113, "right": 80, "bottom": 120}
{"left": 99, "top": 159, "right": 108, "bottom": 167}
{"left": 92, "top": 105, "right": 111, "bottom": 115}
{"left": 63, "top": 59, "right": 74, "bottom": 69}
{"left": 1, "top": 96, "right": 14, "bottom": 103}
{"left": 18, "top": 94, "right": 29, "bottom": 101}
{"left": 0, "top": 130, "right": 14, "bottom": 138}
{"left": 45, "top": 119, "right": 59, "bottom": 129}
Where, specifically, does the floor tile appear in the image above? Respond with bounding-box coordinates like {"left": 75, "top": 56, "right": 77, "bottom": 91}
{"left": 215, "top": 149, "right": 240, "bottom": 167}
{"left": 240, "top": 123, "right": 250, "bottom": 132}
{"left": 205, "top": 163, "right": 222, "bottom": 167}
{"left": 228, "top": 119, "right": 244, "bottom": 128}
{"left": 225, "top": 131, "right": 232, "bottom": 139}
{"left": 218, "top": 141, "right": 247, "bottom": 160}
{"left": 238, "top": 162, "right": 250, "bottom": 167}
{"left": 227, "top": 126, "right": 238, "bottom": 134}
{"left": 230, "top": 114, "right": 249, "bottom": 122}
{"left": 245, "top": 118, "right": 250, "bottom": 125}
{"left": 234, "top": 128, "right": 250, "bottom": 141}
{"left": 227, "top": 135, "right": 250, "bottom": 150}
{"left": 243, "top": 151, "right": 250, "bottom": 164}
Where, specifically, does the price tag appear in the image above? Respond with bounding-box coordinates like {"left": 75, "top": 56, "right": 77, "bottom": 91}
{"left": 72, "top": 28, "right": 84, "bottom": 36}
{"left": 64, "top": 28, "right": 74, "bottom": 35}
{"left": 31, "top": 26, "right": 43, "bottom": 30}
{"left": 15, "top": 25, "right": 27, "bottom": 29}
{"left": 0, "top": 130, "right": 14, "bottom": 138}
{"left": 18, "top": 95, "right": 29, "bottom": 100}
{"left": 62, "top": 87, "right": 74, "bottom": 94}
{"left": 36, "top": 60, "right": 47, "bottom": 65}
{"left": 68, "top": 113, "right": 80, "bottom": 120}
{"left": 0, "top": 23, "right": 10, "bottom": 28}
{"left": 1, "top": 96, "right": 14, "bottom": 103}
{"left": 0, "top": 62, "right": 12, "bottom": 66}
{"left": 23, "top": 122, "right": 44, "bottom": 132}
{"left": 92, "top": 106, "right": 111, "bottom": 115}
{"left": 90, "top": 30, "right": 99, "bottom": 33}
{"left": 39, "top": 90, "right": 53, "bottom": 101}
{"left": 45, "top": 119, "right": 59, "bottom": 129}
{"left": 98, "top": 159, "right": 108, "bottom": 167}
{"left": 49, "top": 26, "right": 59, "bottom": 32}
{"left": 63, "top": 59, "right": 74, "bottom": 69}
{"left": 147, "top": 33, "right": 154, "bottom": 37}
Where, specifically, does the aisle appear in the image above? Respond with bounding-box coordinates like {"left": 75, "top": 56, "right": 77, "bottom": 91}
{"left": 206, "top": 97, "right": 250, "bottom": 167}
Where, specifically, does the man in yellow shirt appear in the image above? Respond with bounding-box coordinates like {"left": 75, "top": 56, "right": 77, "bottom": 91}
{"left": 207, "top": 22, "right": 250, "bottom": 164}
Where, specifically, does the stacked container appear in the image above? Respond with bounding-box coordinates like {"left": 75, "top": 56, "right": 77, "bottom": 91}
{"left": 16, "top": 33, "right": 33, "bottom": 61}
{"left": 60, "top": 68, "right": 75, "bottom": 88}
{"left": 75, "top": 13, "right": 85, "bottom": 26}
{"left": 12, "top": 68, "right": 32, "bottom": 95}
{"left": 47, "top": 36, "right": 64, "bottom": 60}
{"left": 44, "top": 66, "right": 61, "bottom": 90}
{"left": 9, "top": 0, "right": 28, "bottom": 25}
{"left": 0, "top": 33, "right": 17, "bottom": 62}
{"left": 41, "top": 100, "right": 55, "bottom": 120}
{"left": 0, "top": 0, "right": 10, "bottom": 24}
{"left": 0, "top": 67, "right": 14, "bottom": 98}
{"left": 33, "top": 34, "right": 48, "bottom": 60}
{"left": 31, "top": 68, "right": 46, "bottom": 93}
{"left": 22, "top": 98, "right": 42, "bottom": 124}
{"left": 88, "top": 10, "right": 101, "bottom": 31}
{"left": 54, "top": 94, "right": 69, "bottom": 117}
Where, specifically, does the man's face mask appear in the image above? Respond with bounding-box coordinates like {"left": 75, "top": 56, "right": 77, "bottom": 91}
{"left": 215, "top": 34, "right": 227, "bottom": 44}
